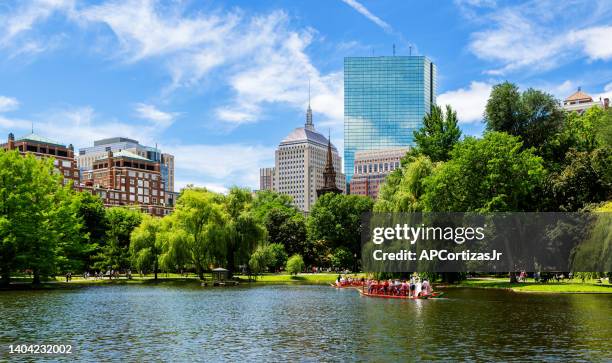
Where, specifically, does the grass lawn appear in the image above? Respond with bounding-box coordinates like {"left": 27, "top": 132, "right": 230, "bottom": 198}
{"left": 236, "top": 273, "right": 364, "bottom": 284}
{"left": 458, "top": 277, "right": 612, "bottom": 293}
{"left": 5, "top": 272, "right": 361, "bottom": 288}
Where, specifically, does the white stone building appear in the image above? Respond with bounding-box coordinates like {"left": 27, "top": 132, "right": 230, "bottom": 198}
{"left": 272, "top": 103, "right": 345, "bottom": 212}
{"left": 562, "top": 88, "right": 610, "bottom": 114}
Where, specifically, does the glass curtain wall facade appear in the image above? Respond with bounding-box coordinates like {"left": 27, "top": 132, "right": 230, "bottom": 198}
{"left": 344, "top": 56, "right": 436, "bottom": 184}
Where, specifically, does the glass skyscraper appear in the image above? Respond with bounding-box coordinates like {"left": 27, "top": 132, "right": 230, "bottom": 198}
{"left": 344, "top": 56, "right": 437, "bottom": 184}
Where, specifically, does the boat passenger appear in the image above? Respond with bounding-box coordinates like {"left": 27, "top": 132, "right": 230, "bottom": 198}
{"left": 422, "top": 280, "right": 432, "bottom": 296}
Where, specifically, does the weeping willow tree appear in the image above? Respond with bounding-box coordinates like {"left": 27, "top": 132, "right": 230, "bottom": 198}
{"left": 570, "top": 202, "right": 612, "bottom": 278}
{"left": 130, "top": 214, "right": 162, "bottom": 279}
{"left": 163, "top": 188, "right": 229, "bottom": 280}
{"left": 224, "top": 187, "right": 266, "bottom": 276}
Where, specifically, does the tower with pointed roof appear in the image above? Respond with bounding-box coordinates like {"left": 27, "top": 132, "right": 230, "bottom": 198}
{"left": 317, "top": 132, "right": 341, "bottom": 197}
{"left": 305, "top": 80, "right": 314, "bottom": 131}
{"left": 264, "top": 88, "right": 345, "bottom": 212}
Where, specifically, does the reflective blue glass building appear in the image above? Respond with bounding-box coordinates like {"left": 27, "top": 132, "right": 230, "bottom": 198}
{"left": 344, "top": 56, "right": 437, "bottom": 184}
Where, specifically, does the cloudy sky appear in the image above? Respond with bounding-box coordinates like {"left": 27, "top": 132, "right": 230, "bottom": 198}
{"left": 1, "top": 0, "right": 611, "bottom": 192}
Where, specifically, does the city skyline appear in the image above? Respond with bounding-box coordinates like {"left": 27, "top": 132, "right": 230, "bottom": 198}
{"left": 0, "top": 0, "right": 611, "bottom": 192}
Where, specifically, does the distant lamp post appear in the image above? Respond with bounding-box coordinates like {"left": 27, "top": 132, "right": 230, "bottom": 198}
{"left": 353, "top": 253, "right": 357, "bottom": 273}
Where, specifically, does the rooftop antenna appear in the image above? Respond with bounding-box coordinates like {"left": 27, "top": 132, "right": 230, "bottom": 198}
{"left": 308, "top": 78, "right": 311, "bottom": 107}
{"left": 393, "top": 44, "right": 396, "bottom": 56}
{"left": 409, "top": 45, "right": 412, "bottom": 56}
{"left": 31, "top": 121, "right": 34, "bottom": 134}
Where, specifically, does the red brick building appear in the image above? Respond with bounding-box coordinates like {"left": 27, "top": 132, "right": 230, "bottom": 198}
{"left": 349, "top": 148, "right": 409, "bottom": 199}
{"left": 80, "top": 150, "right": 172, "bottom": 216}
{"left": 2, "top": 132, "right": 80, "bottom": 185}
{"left": 3, "top": 132, "right": 172, "bottom": 217}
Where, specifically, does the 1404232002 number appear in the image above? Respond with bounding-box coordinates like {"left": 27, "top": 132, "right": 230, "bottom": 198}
{"left": 8, "top": 344, "right": 72, "bottom": 354}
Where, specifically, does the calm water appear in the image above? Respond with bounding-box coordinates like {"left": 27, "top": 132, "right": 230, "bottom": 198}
{"left": 1, "top": 284, "right": 611, "bottom": 362}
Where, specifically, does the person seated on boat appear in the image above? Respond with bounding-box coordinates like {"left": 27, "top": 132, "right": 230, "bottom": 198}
{"left": 409, "top": 282, "right": 416, "bottom": 298}
{"left": 421, "top": 279, "right": 432, "bottom": 296}
{"left": 400, "top": 280, "right": 408, "bottom": 296}
{"left": 394, "top": 279, "right": 402, "bottom": 295}
{"left": 381, "top": 280, "right": 388, "bottom": 294}
{"left": 375, "top": 280, "right": 383, "bottom": 294}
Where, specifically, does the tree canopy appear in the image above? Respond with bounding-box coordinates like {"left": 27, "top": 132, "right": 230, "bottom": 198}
{"left": 422, "top": 132, "right": 545, "bottom": 212}
{"left": 412, "top": 104, "right": 461, "bottom": 162}
{"left": 485, "top": 82, "right": 564, "bottom": 152}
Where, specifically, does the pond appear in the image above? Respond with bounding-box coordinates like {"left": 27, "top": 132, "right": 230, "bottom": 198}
{"left": 1, "top": 284, "right": 611, "bottom": 361}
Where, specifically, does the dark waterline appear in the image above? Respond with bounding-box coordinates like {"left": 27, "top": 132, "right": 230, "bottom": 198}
{"left": 1, "top": 285, "right": 611, "bottom": 362}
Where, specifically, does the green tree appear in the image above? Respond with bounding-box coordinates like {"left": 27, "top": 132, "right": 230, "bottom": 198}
{"left": 286, "top": 254, "right": 305, "bottom": 275}
{"left": 0, "top": 149, "right": 81, "bottom": 285}
{"left": 265, "top": 208, "right": 307, "bottom": 256}
{"left": 485, "top": 82, "right": 564, "bottom": 152}
{"left": 157, "top": 214, "right": 190, "bottom": 274}
{"left": 58, "top": 191, "right": 108, "bottom": 272}
{"left": 412, "top": 104, "right": 461, "bottom": 162}
{"left": 0, "top": 149, "right": 30, "bottom": 286}
{"left": 542, "top": 106, "right": 606, "bottom": 167}
{"left": 169, "top": 188, "right": 228, "bottom": 279}
{"left": 422, "top": 132, "right": 546, "bottom": 212}
{"left": 248, "top": 244, "right": 274, "bottom": 277}
{"left": 330, "top": 247, "right": 354, "bottom": 270}
{"left": 541, "top": 107, "right": 612, "bottom": 210}
{"left": 547, "top": 148, "right": 612, "bottom": 211}
{"left": 375, "top": 155, "right": 436, "bottom": 212}
{"left": 266, "top": 243, "right": 288, "bottom": 272}
{"left": 307, "top": 193, "right": 373, "bottom": 265}
{"left": 251, "top": 190, "right": 295, "bottom": 222}
{"left": 224, "top": 187, "right": 266, "bottom": 275}
{"left": 93, "top": 207, "right": 143, "bottom": 272}
{"left": 130, "top": 214, "right": 163, "bottom": 280}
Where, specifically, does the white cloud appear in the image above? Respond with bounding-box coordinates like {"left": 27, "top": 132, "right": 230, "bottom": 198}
{"left": 568, "top": 26, "right": 612, "bottom": 61}
{"left": 80, "top": 0, "right": 237, "bottom": 62}
{"left": 0, "top": 2, "right": 346, "bottom": 136}
{"left": 437, "top": 82, "right": 492, "bottom": 123}
{"left": 466, "top": 1, "right": 612, "bottom": 74}
{"left": 341, "top": 0, "right": 392, "bottom": 33}
{"left": 0, "top": 96, "right": 19, "bottom": 112}
{"left": 173, "top": 180, "right": 229, "bottom": 194}
{"left": 593, "top": 82, "right": 612, "bottom": 103}
{"left": 29, "top": 106, "right": 160, "bottom": 148}
{"left": 134, "top": 103, "right": 177, "bottom": 128}
{"left": 0, "top": 115, "right": 30, "bottom": 130}
{"left": 0, "top": 0, "right": 74, "bottom": 55}
{"left": 75, "top": 3, "right": 345, "bottom": 132}
{"left": 165, "top": 143, "right": 275, "bottom": 190}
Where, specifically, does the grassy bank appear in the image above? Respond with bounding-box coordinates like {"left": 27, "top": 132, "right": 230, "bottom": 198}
{"left": 2, "top": 272, "right": 358, "bottom": 289}
{"left": 457, "top": 277, "right": 612, "bottom": 293}
{"left": 236, "top": 273, "right": 363, "bottom": 284}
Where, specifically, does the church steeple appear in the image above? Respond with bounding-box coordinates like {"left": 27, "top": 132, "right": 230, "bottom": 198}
{"left": 317, "top": 131, "right": 341, "bottom": 197}
{"left": 305, "top": 80, "right": 314, "bottom": 130}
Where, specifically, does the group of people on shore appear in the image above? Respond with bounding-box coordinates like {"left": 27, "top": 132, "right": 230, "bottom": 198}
{"left": 72, "top": 270, "right": 133, "bottom": 281}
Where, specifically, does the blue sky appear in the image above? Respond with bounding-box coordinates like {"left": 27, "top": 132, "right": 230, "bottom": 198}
{"left": 0, "top": 0, "right": 611, "bottom": 192}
